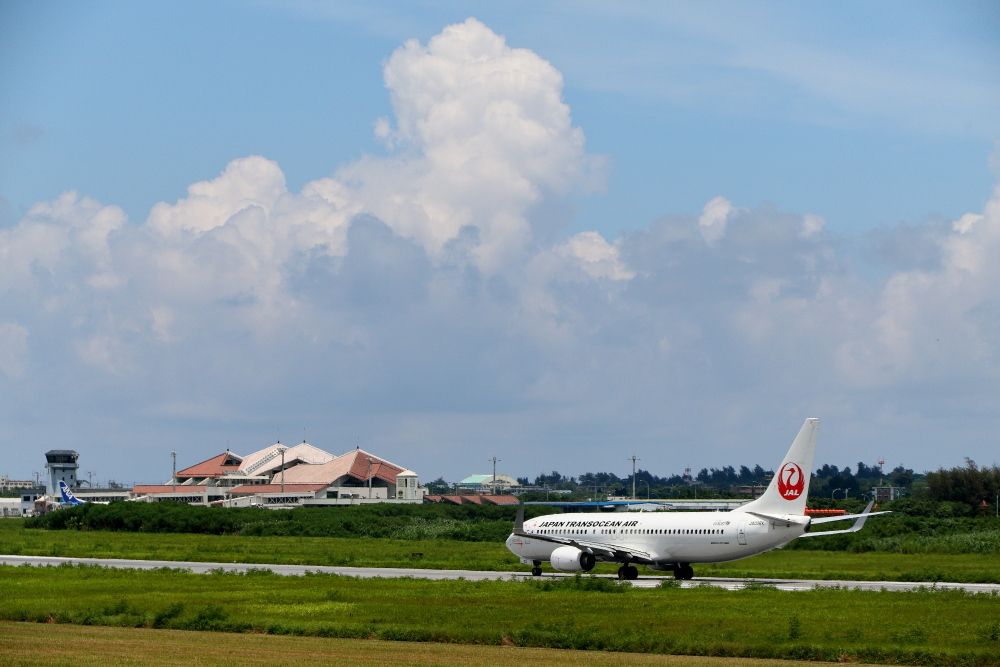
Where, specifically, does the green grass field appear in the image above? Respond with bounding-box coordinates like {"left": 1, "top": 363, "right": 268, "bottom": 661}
{"left": 0, "top": 622, "right": 838, "bottom": 667}
{"left": 5, "top": 519, "right": 1000, "bottom": 583}
{"left": 3, "top": 563, "right": 1000, "bottom": 665}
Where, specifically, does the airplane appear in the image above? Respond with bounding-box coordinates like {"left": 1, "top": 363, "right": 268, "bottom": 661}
{"left": 506, "top": 418, "right": 889, "bottom": 580}
{"left": 57, "top": 481, "right": 107, "bottom": 505}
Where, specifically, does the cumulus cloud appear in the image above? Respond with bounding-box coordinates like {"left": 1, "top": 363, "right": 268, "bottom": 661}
{"left": 2, "top": 18, "right": 1000, "bottom": 480}
{"left": 329, "top": 17, "right": 604, "bottom": 269}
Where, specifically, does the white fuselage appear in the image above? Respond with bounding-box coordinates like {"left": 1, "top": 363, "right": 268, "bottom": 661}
{"left": 506, "top": 510, "right": 807, "bottom": 566}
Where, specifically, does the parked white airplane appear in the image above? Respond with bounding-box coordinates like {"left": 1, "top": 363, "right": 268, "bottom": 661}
{"left": 506, "top": 418, "right": 888, "bottom": 579}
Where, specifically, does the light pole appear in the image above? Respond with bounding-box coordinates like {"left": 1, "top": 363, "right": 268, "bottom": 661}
{"left": 640, "top": 480, "right": 650, "bottom": 499}
{"left": 171, "top": 452, "right": 176, "bottom": 493}
{"left": 832, "top": 488, "right": 843, "bottom": 500}
{"left": 366, "top": 457, "right": 374, "bottom": 499}
{"left": 279, "top": 445, "right": 287, "bottom": 494}
{"left": 628, "top": 455, "right": 640, "bottom": 500}
{"left": 489, "top": 456, "right": 500, "bottom": 494}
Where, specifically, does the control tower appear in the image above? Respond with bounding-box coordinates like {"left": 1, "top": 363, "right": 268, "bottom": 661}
{"left": 45, "top": 450, "right": 79, "bottom": 495}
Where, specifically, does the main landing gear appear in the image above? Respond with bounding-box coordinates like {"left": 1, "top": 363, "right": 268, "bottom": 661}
{"left": 617, "top": 565, "right": 639, "bottom": 580}
{"left": 673, "top": 563, "right": 694, "bottom": 580}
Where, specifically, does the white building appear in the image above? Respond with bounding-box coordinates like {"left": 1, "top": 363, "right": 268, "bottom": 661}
{"left": 0, "top": 498, "right": 20, "bottom": 517}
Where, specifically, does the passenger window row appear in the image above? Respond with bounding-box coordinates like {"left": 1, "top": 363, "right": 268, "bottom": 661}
{"left": 537, "top": 528, "right": 725, "bottom": 536}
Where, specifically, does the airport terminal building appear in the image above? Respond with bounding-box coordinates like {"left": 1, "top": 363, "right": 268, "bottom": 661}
{"left": 132, "top": 443, "right": 425, "bottom": 508}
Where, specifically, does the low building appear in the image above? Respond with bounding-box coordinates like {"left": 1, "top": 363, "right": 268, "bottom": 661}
{"left": 729, "top": 485, "right": 768, "bottom": 497}
{"left": 458, "top": 474, "right": 520, "bottom": 493}
{"left": 423, "top": 494, "right": 518, "bottom": 506}
{"left": 872, "top": 486, "right": 904, "bottom": 502}
{"left": 222, "top": 483, "right": 329, "bottom": 508}
{"left": 132, "top": 485, "right": 224, "bottom": 504}
{"left": 19, "top": 491, "right": 44, "bottom": 517}
{"left": 0, "top": 498, "right": 20, "bottom": 517}
{"left": 0, "top": 475, "right": 36, "bottom": 491}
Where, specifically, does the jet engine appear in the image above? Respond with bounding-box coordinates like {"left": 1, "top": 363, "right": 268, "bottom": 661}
{"left": 550, "top": 545, "right": 596, "bottom": 572}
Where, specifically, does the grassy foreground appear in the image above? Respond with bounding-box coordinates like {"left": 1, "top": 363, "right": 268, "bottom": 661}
{"left": 6, "top": 519, "right": 1000, "bottom": 582}
{"left": 0, "top": 622, "right": 831, "bottom": 667}
{"left": 3, "top": 564, "right": 1000, "bottom": 666}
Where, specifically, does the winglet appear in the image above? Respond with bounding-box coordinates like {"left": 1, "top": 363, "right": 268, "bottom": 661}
{"left": 514, "top": 499, "right": 525, "bottom": 534}
{"left": 848, "top": 500, "right": 876, "bottom": 532}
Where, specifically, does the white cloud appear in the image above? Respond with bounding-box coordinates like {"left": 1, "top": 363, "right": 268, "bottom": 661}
{"left": 698, "top": 195, "right": 734, "bottom": 243}
{"left": 325, "top": 17, "right": 604, "bottom": 269}
{"left": 954, "top": 212, "right": 984, "bottom": 234}
{"left": 555, "top": 231, "right": 635, "bottom": 280}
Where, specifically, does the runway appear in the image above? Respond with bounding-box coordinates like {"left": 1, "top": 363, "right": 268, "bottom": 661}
{"left": 2, "top": 554, "right": 996, "bottom": 593}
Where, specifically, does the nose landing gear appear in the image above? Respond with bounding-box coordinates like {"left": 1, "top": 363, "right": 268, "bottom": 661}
{"left": 530, "top": 560, "right": 543, "bottom": 576}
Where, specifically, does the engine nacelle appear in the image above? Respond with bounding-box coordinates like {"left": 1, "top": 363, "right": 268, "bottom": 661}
{"left": 550, "top": 545, "right": 596, "bottom": 572}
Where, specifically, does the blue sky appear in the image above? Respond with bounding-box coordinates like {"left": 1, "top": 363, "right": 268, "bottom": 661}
{"left": 1, "top": 1, "right": 999, "bottom": 485}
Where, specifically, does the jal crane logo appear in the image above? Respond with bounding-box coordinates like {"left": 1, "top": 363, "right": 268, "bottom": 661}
{"left": 776, "top": 462, "right": 805, "bottom": 500}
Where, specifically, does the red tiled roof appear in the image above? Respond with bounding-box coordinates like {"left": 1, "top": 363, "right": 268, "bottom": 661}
{"left": 480, "top": 495, "right": 518, "bottom": 505}
{"left": 423, "top": 495, "right": 443, "bottom": 503}
{"left": 804, "top": 509, "right": 846, "bottom": 516}
{"left": 226, "top": 484, "right": 327, "bottom": 496}
{"left": 461, "top": 495, "right": 484, "bottom": 504}
{"left": 133, "top": 485, "right": 207, "bottom": 494}
{"left": 438, "top": 495, "right": 464, "bottom": 505}
{"left": 345, "top": 449, "right": 404, "bottom": 484}
{"left": 175, "top": 452, "right": 243, "bottom": 478}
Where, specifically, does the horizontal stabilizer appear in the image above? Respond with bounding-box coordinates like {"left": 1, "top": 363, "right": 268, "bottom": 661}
{"left": 800, "top": 500, "right": 886, "bottom": 538}
{"left": 810, "top": 510, "right": 891, "bottom": 524}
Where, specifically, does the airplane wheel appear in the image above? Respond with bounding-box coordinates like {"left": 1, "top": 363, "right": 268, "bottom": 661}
{"left": 617, "top": 566, "right": 628, "bottom": 580}
{"left": 673, "top": 567, "right": 684, "bottom": 580}
{"left": 679, "top": 564, "right": 694, "bottom": 580}
{"left": 531, "top": 567, "right": 542, "bottom": 576}
{"left": 625, "top": 565, "right": 639, "bottom": 580}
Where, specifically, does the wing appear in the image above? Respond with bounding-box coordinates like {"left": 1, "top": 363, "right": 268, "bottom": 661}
{"left": 514, "top": 530, "right": 652, "bottom": 562}
{"left": 810, "top": 509, "right": 891, "bottom": 524}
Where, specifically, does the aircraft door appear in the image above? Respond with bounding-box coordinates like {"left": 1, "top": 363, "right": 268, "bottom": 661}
{"left": 737, "top": 520, "right": 747, "bottom": 546}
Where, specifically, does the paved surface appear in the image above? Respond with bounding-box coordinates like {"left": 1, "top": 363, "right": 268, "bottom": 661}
{"left": 2, "top": 554, "right": 997, "bottom": 593}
